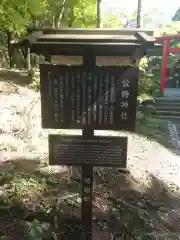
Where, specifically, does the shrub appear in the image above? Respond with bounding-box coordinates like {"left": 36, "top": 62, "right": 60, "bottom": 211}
{"left": 138, "top": 58, "right": 159, "bottom": 96}
{"left": 143, "top": 104, "right": 156, "bottom": 115}
{"left": 136, "top": 110, "right": 146, "bottom": 127}
{"left": 136, "top": 111, "right": 145, "bottom": 120}
{"left": 138, "top": 67, "right": 152, "bottom": 95}
{"left": 152, "top": 89, "right": 164, "bottom": 97}
{"left": 29, "top": 69, "right": 40, "bottom": 91}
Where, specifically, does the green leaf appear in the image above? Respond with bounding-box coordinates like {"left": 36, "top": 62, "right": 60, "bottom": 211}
{"left": 41, "top": 222, "right": 50, "bottom": 230}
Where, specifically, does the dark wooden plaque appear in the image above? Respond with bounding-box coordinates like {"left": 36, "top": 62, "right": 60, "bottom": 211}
{"left": 40, "top": 64, "right": 138, "bottom": 131}
{"left": 49, "top": 135, "right": 127, "bottom": 167}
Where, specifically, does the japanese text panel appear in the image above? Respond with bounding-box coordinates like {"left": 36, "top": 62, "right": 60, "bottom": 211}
{"left": 40, "top": 64, "right": 138, "bottom": 130}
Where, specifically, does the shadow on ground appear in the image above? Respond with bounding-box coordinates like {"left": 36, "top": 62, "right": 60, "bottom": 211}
{"left": 0, "top": 157, "right": 179, "bottom": 239}
{"left": 0, "top": 69, "right": 33, "bottom": 86}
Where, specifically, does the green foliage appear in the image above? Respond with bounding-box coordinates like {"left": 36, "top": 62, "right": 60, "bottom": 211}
{"left": 137, "top": 117, "right": 168, "bottom": 143}
{"left": 134, "top": 231, "right": 156, "bottom": 239}
{"left": 172, "top": 7, "right": 180, "bottom": 21}
{"left": 29, "top": 78, "right": 40, "bottom": 91}
{"left": 29, "top": 70, "right": 40, "bottom": 91}
{"left": 25, "top": 219, "right": 51, "bottom": 239}
{"left": 143, "top": 105, "right": 156, "bottom": 115}
{"left": 0, "top": 0, "right": 47, "bottom": 34}
{"left": 136, "top": 111, "right": 146, "bottom": 126}
{"left": 139, "top": 67, "right": 154, "bottom": 95}
{"left": 44, "top": 0, "right": 96, "bottom": 28}
{"left": 158, "top": 21, "right": 180, "bottom": 35}
{"left": 70, "top": 0, "right": 96, "bottom": 27}
{"left": 110, "top": 198, "right": 157, "bottom": 238}
{"left": 152, "top": 89, "right": 164, "bottom": 97}
{"left": 102, "top": 13, "right": 122, "bottom": 27}
{"left": 138, "top": 58, "right": 159, "bottom": 96}
{"left": 102, "top": 7, "right": 171, "bottom": 29}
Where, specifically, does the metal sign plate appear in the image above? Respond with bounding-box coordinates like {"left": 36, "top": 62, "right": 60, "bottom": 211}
{"left": 40, "top": 64, "right": 138, "bottom": 131}
{"left": 49, "top": 134, "right": 127, "bottom": 167}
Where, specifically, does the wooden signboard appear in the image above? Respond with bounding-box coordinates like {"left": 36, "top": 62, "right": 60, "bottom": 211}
{"left": 40, "top": 64, "right": 139, "bottom": 131}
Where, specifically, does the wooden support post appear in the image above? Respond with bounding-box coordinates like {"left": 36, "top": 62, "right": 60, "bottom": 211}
{"left": 25, "top": 47, "right": 31, "bottom": 70}
{"left": 81, "top": 54, "right": 95, "bottom": 239}
{"left": 81, "top": 139, "right": 93, "bottom": 239}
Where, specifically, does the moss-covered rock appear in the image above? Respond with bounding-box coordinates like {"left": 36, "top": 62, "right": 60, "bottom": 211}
{"left": 143, "top": 105, "right": 156, "bottom": 115}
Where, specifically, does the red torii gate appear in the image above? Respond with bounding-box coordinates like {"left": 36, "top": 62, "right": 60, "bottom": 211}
{"left": 154, "top": 34, "right": 180, "bottom": 93}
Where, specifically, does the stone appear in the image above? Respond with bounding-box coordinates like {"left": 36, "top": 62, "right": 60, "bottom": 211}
{"left": 141, "top": 98, "right": 155, "bottom": 106}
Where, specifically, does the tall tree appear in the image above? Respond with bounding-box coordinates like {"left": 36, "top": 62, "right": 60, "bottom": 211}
{"left": 136, "top": 0, "right": 143, "bottom": 28}
{"left": 96, "top": 0, "right": 101, "bottom": 27}
{"left": 65, "top": 0, "right": 96, "bottom": 27}
{"left": 0, "top": 0, "right": 47, "bottom": 67}
{"left": 172, "top": 7, "right": 180, "bottom": 21}
{"left": 101, "top": 13, "right": 122, "bottom": 28}
{"left": 143, "top": 8, "right": 167, "bottom": 29}
{"left": 43, "top": 0, "right": 96, "bottom": 28}
{"left": 44, "top": 0, "right": 67, "bottom": 27}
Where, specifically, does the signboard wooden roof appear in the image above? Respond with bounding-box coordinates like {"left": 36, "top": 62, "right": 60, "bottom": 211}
{"left": 19, "top": 27, "right": 159, "bottom": 58}
{"left": 27, "top": 27, "right": 154, "bottom": 36}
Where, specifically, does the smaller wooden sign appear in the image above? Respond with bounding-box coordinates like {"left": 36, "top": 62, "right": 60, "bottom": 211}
{"left": 49, "top": 135, "right": 127, "bottom": 167}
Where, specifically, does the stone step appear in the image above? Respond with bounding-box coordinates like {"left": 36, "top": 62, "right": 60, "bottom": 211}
{"left": 155, "top": 97, "right": 180, "bottom": 101}
{"left": 152, "top": 115, "right": 180, "bottom": 120}
{"left": 150, "top": 97, "right": 180, "bottom": 119}
{"left": 156, "top": 106, "right": 180, "bottom": 111}
{"left": 155, "top": 102, "right": 180, "bottom": 107}
{"left": 155, "top": 110, "right": 180, "bottom": 116}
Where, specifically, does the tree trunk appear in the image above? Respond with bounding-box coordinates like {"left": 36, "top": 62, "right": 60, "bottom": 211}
{"left": 96, "top": 0, "right": 101, "bottom": 28}
{"left": 24, "top": 47, "right": 31, "bottom": 70}
{"left": 170, "top": 58, "right": 180, "bottom": 77}
{"left": 7, "top": 30, "right": 13, "bottom": 68}
{"left": 68, "top": 8, "right": 74, "bottom": 27}
{"left": 52, "top": 16, "right": 55, "bottom": 28}
{"left": 137, "top": 0, "right": 143, "bottom": 28}
{"left": 57, "top": 0, "right": 66, "bottom": 28}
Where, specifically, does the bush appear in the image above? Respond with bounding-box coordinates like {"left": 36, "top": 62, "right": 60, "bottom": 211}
{"left": 136, "top": 111, "right": 145, "bottom": 121}
{"left": 138, "top": 68, "right": 152, "bottom": 95}
{"left": 29, "top": 69, "right": 40, "bottom": 91}
{"left": 141, "top": 99, "right": 155, "bottom": 106}
{"left": 138, "top": 58, "right": 159, "bottom": 96}
{"left": 136, "top": 111, "right": 146, "bottom": 126}
{"left": 152, "top": 89, "right": 164, "bottom": 97}
{"left": 143, "top": 104, "right": 156, "bottom": 115}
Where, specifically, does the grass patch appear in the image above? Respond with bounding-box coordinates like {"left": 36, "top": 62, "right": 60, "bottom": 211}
{"left": 6, "top": 173, "right": 45, "bottom": 205}
{"left": 0, "top": 161, "right": 84, "bottom": 239}
{"left": 136, "top": 116, "right": 168, "bottom": 145}
{"left": 29, "top": 70, "right": 40, "bottom": 92}
{"left": 0, "top": 165, "right": 47, "bottom": 208}
{"left": 0, "top": 161, "right": 177, "bottom": 239}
